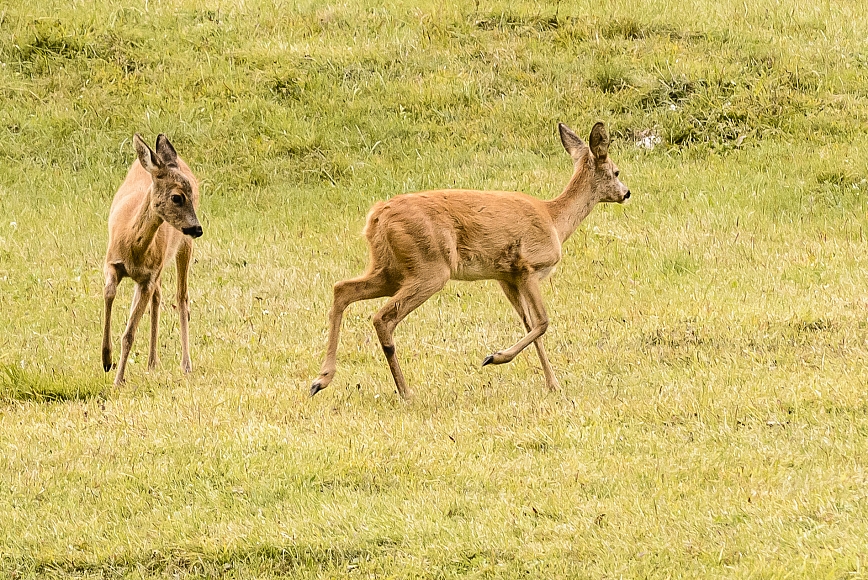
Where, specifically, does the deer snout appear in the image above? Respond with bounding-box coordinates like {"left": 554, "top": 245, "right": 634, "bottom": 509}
{"left": 624, "top": 189, "right": 631, "bottom": 200}
{"left": 183, "top": 224, "right": 203, "bottom": 238}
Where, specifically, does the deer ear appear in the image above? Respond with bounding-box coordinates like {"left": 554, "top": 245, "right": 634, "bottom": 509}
{"left": 133, "top": 133, "right": 163, "bottom": 175}
{"left": 559, "top": 123, "right": 586, "bottom": 160}
{"left": 155, "top": 134, "right": 179, "bottom": 167}
{"left": 589, "top": 122, "right": 610, "bottom": 161}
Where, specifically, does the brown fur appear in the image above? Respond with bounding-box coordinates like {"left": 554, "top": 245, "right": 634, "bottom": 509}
{"left": 312, "top": 122, "right": 630, "bottom": 399}
{"left": 102, "top": 134, "right": 202, "bottom": 385}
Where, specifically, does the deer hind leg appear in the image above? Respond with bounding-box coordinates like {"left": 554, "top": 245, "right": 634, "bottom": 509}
{"left": 176, "top": 241, "right": 193, "bottom": 374}
{"left": 115, "top": 280, "right": 156, "bottom": 386}
{"left": 496, "top": 280, "right": 560, "bottom": 391}
{"left": 372, "top": 269, "right": 449, "bottom": 400}
{"left": 102, "top": 265, "right": 122, "bottom": 372}
{"left": 148, "top": 277, "right": 162, "bottom": 370}
{"left": 482, "top": 274, "right": 549, "bottom": 368}
{"left": 311, "top": 269, "right": 397, "bottom": 396}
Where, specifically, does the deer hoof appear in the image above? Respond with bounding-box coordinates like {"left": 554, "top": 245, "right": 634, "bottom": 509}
{"left": 310, "top": 381, "right": 326, "bottom": 397}
{"left": 399, "top": 390, "right": 415, "bottom": 402}
{"left": 103, "top": 361, "right": 113, "bottom": 372}
{"left": 482, "top": 355, "right": 495, "bottom": 367}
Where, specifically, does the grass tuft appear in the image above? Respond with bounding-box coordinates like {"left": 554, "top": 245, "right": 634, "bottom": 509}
{"left": 592, "top": 59, "right": 634, "bottom": 93}
{"left": 0, "top": 365, "right": 105, "bottom": 403}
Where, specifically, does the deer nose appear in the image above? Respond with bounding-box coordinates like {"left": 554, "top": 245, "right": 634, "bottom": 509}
{"left": 624, "top": 190, "right": 631, "bottom": 200}
{"left": 183, "top": 225, "right": 203, "bottom": 238}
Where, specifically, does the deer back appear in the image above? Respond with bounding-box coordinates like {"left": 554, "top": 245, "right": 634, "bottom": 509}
{"left": 364, "top": 189, "right": 562, "bottom": 282}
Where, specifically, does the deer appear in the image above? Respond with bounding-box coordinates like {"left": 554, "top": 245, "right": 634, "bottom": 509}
{"left": 311, "top": 122, "right": 631, "bottom": 400}
{"left": 102, "top": 134, "right": 203, "bottom": 386}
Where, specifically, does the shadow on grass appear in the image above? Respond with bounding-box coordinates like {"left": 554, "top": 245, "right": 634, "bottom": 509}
{"left": 3, "top": 543, "right": 527, "bottom": 578}
{"left": 5, "top": 543, "right": 396, "bottom": 578}
{"left": 0, "top": 365, "right": 106, "bottom": 403}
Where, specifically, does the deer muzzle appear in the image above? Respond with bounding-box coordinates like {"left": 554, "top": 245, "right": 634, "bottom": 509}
{"left": 182, "top": 224, "right": 203, "bottom": 238}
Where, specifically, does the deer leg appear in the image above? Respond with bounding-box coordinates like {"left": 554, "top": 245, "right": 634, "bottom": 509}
{"left": 372, "top": 271, "right": 449, "bottom": 400}
{"left": 115, "top": 280, "right": 155, "bottom": 386}
{"left": 497, "top": 280, "right": 560, "bottom": 390}
{"left": 148, "top": 278, "right": 162, "bottom": 370}
{"left": 102, "top": 266, "right": 121, "bottom": 372}
{"left": 482, "top": 275, "right": 548, "bottom": 367}
{"left": 311, "top": 269, "right": 396, "bottom": 396}
{"left": 176, "top": 241, "right": 193, "bottom": 374}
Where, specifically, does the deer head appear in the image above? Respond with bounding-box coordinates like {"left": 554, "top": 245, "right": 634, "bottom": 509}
{"left": 559, "top": 122, "right": 630, "bottom": 204}
{"left": 133, "top": 133, "right": 203, "bottom": 238}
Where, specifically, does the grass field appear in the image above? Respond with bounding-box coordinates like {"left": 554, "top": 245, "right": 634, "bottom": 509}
{"left": 3, "top": 0, "right": 868, "bottom": 577}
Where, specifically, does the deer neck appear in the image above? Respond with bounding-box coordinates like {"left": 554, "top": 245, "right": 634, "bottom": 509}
{"left": 547, "top": 162, "right": 597, "bottom": 243}
{"left": 129, "top": 185, "right": 164, "bottom": 258}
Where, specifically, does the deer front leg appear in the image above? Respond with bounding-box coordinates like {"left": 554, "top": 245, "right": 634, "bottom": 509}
{"left": 176, "top": 241, "right": 193, "bottom": 374}
{"left": 148, "top": 279, "right": 162, "bottom": 370}
{"left": 102, "top": 266, "right": 121, "bottom": 372}
{"left": 482, "top": 275, "right": 549, "bottom": 367}
{"left": 497, "top": 280, "right": 560, "bottom": 390}
{"left": 115, "top": 281, "right": 155, "bottom": 386}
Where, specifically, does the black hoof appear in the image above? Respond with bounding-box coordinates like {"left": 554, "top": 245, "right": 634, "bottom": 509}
{"left": 482, "top": 355, "right": 494, "bottom": 367}
{"left": 310, "top": 382, "right": 326, "bottom": 397}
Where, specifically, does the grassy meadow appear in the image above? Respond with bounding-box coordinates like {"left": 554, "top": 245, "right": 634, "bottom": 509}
{"left": 3, "top": 0, "right": 868, "bottom": 577}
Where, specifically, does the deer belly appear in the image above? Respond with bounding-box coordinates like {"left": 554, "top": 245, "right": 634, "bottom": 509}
{"left": 452, "top": 262, "right": 493, "bottom": 281}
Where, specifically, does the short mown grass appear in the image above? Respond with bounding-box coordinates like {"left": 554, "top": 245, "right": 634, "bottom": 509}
{"left": 2, "top": 0, "right": 868, "bottom": 578}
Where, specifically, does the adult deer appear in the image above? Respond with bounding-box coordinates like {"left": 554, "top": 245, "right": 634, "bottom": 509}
{"left": 311, "top": 122, "right": 630, "bottom": 399}
{"left": 102, "top": 134, "right": 203, "bottom": 386}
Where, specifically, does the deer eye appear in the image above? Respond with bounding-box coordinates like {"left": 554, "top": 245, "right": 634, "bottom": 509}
{"left": 614, "top": 170, "right": 620, "bottom": 177}
{"left": 171, "top": 194, "right": 184, "bottom": 206}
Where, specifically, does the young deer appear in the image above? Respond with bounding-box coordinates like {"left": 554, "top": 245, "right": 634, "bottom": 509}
{"left": 312, "top": 122, "right": 630, "bottom": 399}
{"left": 102, "top": 134, "right": 203, "bottom": 386}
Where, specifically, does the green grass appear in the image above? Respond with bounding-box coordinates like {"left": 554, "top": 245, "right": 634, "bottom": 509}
{"left": 2, "top": 0, "right": 868, "bottom": 577}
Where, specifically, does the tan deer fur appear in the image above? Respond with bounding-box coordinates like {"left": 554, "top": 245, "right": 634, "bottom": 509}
{"left": 102, "top": 134, "right": 203, "bottom": 386}
{"left": 312, "top": 122, "right": 630, "bottom": 399}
